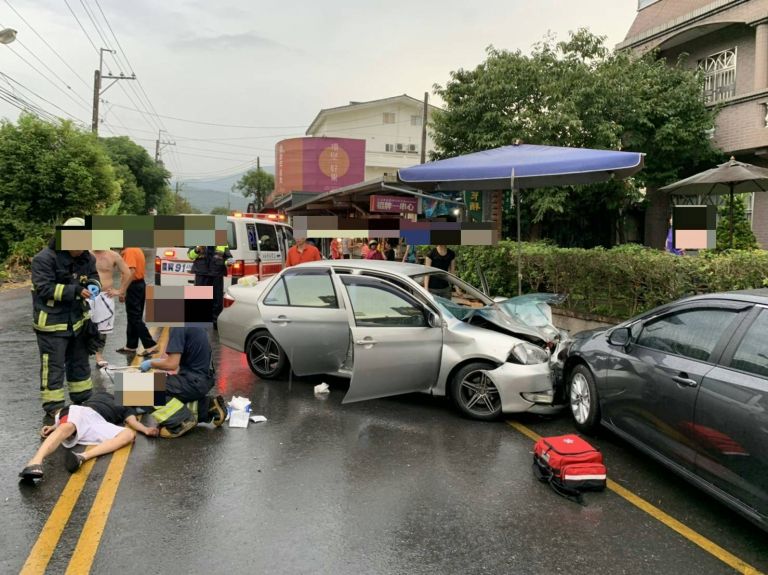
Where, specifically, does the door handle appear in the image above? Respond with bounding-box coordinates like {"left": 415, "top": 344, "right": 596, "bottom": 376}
{"left": 270, "top": 317, "right": 291, "bottom": 323}
{"left": 672, "top": 375, "right": 698, "bottom": 388}
{"left": 355, "top": 339, "right": 378, "bottom": 345}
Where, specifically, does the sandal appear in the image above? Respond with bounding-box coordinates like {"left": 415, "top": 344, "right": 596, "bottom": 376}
{"left": 65, "top": 450, "right": 85, "bottom": 473}
{"left": 137, "top": 347, "right": 159, "bottom": 357}
{"left": 115, "top": 347, "right": 137, "bottom": 354}
{"left": 19, "top": 464, "right": 44, "bottom": 482}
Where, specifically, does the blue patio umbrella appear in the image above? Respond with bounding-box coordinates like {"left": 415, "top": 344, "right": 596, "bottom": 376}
{"left": 397, "top": 144, "right": 645, "bottom": 294}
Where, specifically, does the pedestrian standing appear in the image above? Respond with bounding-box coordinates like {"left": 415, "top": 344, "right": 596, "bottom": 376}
{"left": 116, "top": 247, "right": 158, "bottom": 356}
{"left": 402, "top": 243, "right": 418, "bottom": 263}
{"left": 423, "top": 244, "right": 456, "bottom": 299}
{"left": 384, "top": 239, "right": 397, "bottom": 261}
{"left": 341, "top": 237, "right": 351, "bottom": 259}
{"left": 365, "top": 240, "right": 385, "bottom": 260}
{"left": 187, "top": 244, "right": 233, "bottom": 327}
{"left": 665, "top": 217, "right": 685, "bottom": 255}
{"left": 91, "top": 250, "right": 131, "bottom": 367}
{"left": 330, "top": 238, "right": 342, "bottom": 260}
{"left": 31, "top": 217, "right": 100, "bottom": 417}
{"left": 286, "top": 236, "right": 322, "bottom": 267}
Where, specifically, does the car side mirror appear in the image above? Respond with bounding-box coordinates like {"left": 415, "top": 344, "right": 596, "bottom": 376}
{"left": 427, "top": 311, "right": 442, "bottom": 328}
{"left": 608, "top": 327, "right": 631, "bottom": 347}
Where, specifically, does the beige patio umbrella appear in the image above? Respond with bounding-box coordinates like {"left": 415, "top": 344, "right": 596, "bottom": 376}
{"left": 661, "top": 156, "right": 768, "bottom": 248}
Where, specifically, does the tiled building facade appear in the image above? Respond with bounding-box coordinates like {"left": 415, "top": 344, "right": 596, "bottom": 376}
{"left": 621, "top": 0, "right": 768, "bottom": 248}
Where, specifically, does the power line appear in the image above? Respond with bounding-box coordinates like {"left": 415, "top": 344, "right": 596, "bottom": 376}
{"left": 3, "top": 0, "right": 93, "bottom": 91}
{"left": 107, "top": 102, "right": 309, "bottom": 129}
{"left": 63, "top": 0, "right": 99, "bottom": 55}
{"left": 79, "top": 0, "right": 112, "bottom": 58}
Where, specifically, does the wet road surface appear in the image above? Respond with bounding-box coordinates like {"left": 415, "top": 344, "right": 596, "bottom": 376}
{"left": 1, "top": 272, "right": 767, "bottom": 574}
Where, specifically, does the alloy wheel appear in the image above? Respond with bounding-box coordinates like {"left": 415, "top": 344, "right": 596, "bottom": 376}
{"left": 570, "top": 372, "right": 591, "bottom": 424}
{"left": 249, "top": 335, "right": 281, "bottom": 375}
{"left": 458, "top": 370, "right": 501, "bottom": 415}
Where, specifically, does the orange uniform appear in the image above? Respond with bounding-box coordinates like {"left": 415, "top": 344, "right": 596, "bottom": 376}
{"left": 286, "top": 244, "right": 322, "bottom": 267}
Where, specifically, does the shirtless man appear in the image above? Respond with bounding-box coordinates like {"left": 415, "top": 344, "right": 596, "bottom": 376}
{"left": 92, "top": 250, "right": 132, "bottom": 367}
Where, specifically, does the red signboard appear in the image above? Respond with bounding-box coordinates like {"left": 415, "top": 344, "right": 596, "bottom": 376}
{"left": 275, "top": 137, "right": 366, "bottom": 196}
{"left": 369, "top": 194, "right": 420, "bottom": 214}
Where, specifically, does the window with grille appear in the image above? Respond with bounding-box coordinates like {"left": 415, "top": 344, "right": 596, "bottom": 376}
{"left": 410, "top": 115, "right": 422, "bottom": 126}
{"left": 699, "top": 48, "right": 737, "bottom": 104}
{"left": 385, "top": 143, "right": 394, "bottom": 152}
{"left": 383, "top": 112, "right": 396, "bottom": 124}
{"left": 746, "top": 192, "right": 754, "bottom": 225}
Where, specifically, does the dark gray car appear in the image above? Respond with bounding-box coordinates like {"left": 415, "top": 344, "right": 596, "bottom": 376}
{"left": 563, "top": 289, "right": 768, "bottom": 530}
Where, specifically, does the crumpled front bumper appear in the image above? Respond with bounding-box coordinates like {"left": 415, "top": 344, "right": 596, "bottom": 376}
{"left": 482, "top": 360, "right": 563, "bottom": 415}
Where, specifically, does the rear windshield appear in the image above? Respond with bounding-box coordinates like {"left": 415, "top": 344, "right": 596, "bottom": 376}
{"left": 228, "top": 221, "right": 237, "bottom": 250}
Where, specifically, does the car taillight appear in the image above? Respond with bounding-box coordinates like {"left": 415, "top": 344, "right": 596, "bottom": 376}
{"left": 154, "top": 256, "right": 161, "bottom": 273}
{"left": 231, "top": 260, "right": 245, "bottom": 277}
{"left": 164, "top": 249, "right": 175, "bottom": 257}
{"left": 223, "top": 295, "right": 235, "bottom": 309}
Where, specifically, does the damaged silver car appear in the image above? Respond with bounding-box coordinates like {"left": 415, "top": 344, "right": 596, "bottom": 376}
{"left": 218, "top": 260, "right": 570, "bottom": 421}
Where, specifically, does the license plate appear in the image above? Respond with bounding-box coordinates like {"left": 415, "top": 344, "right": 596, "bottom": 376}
{"left": 162, "top": 261, "right": 193, "bottom": 273}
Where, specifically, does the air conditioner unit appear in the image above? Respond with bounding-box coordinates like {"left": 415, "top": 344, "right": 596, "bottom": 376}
{"left": 408, "top": 144, "right": 417, "bottom": 153}
{"left": 396, "top": 143, "right": 405, "bottom": 152}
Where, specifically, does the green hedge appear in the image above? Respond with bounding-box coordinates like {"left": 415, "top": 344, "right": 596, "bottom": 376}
{"left": 454, "top": 242, "right": 768, "bottom": 320}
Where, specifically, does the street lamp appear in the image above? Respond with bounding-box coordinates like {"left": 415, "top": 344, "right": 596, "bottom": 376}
{"left": 0, "top": 28, "right": 17, "bottom": 45}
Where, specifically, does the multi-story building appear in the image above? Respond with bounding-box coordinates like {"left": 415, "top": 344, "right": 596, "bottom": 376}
{"left": 620, "top": 0, "right": 768, "bottom": 247}
{"left": 305, "top": 94, "right": 439, "bottom": 181}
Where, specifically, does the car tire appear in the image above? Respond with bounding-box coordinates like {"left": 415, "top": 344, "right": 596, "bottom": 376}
{"left": 569, "top": 364, "right": 600, "bottom": 434}
{"left": 450, "top": 362, "right": 502, "bottom": 421}
{"left": 245, "top": 330, "right": 287, "bottom": 379}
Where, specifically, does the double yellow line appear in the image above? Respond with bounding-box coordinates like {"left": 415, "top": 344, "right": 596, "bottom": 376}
{"left": 507, "top": 421, "right": 764, "bottom": 575}
{"left": 21, "top": 327, "right": 169, "bottom": 575}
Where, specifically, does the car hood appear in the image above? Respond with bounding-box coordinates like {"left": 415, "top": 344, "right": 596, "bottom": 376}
{"left": 465, "top": 307, "right": 559, "bottom": 345}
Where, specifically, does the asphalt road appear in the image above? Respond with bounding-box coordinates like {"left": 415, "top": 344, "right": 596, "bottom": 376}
{"left": 1, "top": 264, "right": 766, "bottom": 574}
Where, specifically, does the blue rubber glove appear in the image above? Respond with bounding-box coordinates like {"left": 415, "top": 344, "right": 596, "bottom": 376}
{"left": 226, "top": 258, "right": 235, "bottom": 265}
{"left": 87, "top": 284, "right": 100, "bottom": 298}
{"left": 139, "top": 360, "right": 153, "bottom": 372}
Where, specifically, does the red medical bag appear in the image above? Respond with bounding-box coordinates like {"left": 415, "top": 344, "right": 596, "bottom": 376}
{"left": 532, "top": 434, "right": 606, "bottom": 502}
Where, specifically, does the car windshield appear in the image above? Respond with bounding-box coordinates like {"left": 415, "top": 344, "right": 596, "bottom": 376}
{"left": 409, "top": 271, "right": 563, "bottom": 340}
{"left": 409, "top": 272, "right": 492, "bottom": 320}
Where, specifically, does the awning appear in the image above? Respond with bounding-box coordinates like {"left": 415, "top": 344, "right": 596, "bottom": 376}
{"left": 398, "top": 144, "right": 645, "bottom": 190}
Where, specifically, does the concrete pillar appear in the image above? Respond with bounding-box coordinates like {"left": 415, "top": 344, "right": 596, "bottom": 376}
{"left": 754, "top": 21, "right": 768, "bottom": 90}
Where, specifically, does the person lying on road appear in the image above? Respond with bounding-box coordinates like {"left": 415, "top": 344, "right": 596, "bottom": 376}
{"left": 19, "top": 403, "right": 138, "bottom": 482}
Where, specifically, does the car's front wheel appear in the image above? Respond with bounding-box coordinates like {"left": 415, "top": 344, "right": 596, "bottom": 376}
{"left": 569, "top": 364, "right": 600, "bottom": 433}
{"left": 450, "top": 362, "right": 502, "bottom": 421}
{"left": 246, "top": 330, "right": 287, "bottom": 379}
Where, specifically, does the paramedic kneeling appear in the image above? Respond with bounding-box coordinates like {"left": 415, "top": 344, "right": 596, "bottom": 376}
{"left": 139, "top": 327, "right": 226, "bottom": 438}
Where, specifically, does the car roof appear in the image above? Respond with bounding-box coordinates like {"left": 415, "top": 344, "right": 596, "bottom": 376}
{"left": 291, "top": 259, "right": 442, "bottom": 276}
{"left": 680, "top": 288, "right": 768, "bottom": 306}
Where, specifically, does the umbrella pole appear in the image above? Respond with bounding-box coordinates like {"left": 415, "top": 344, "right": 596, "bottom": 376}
{"left": 516, "top": 187, "right": 522, "bottom": 296}
{"left": 729, "top": 183, "right": 734, "bottom": 249}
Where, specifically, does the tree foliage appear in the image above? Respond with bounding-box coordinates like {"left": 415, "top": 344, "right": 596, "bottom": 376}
{"left": 431, "top": 30, "right": 722, "bottom": 247}
{"left": 100, "top": 136, "right": 170, "bottom": 213}
{"left": 0, "top": 115, "right": 118, "bottom": 260}
{"left": 716, "top": 193, "right": 759, "bottom": 250}
{"left": 236, "top": 167, "right": 274, "bottom": 210}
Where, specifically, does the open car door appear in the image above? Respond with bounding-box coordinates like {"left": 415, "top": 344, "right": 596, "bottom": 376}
{"left": 257, "top": 267, "right": 349, "bottom": 376}
{"left": 339, "top": 274, "right": 443, "bottom": 403}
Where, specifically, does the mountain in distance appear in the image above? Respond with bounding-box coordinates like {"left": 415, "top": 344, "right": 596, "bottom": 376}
{"left": 175, "top": 165, "right": 275, "bottom": 214}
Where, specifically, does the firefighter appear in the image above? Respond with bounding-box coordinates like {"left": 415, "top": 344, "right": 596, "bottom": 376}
{"left": 139, "top": 326, "right": 226, "bottom": 438}
{"left": 187, "top": 244, "right": 232, "bottom": 327}
{"left": 31, "top": 217, "right": 101, "bottom": 417}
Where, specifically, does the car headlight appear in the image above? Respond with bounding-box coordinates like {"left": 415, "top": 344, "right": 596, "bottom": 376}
{"left": 508, "top": 342, "right": 550, "bottom": 365}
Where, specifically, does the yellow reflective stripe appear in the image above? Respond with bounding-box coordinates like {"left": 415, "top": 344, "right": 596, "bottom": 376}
{"left": 187, "top": 248, "right": 198, "bottom": 260}
{"left": 41, "top": 388, "right": 66, "bottom": 403}
{"left": 37, "top": 311, "right": 48, "bottom": 329}
{"left": 47, "top": 300, "right": 54, "bottom": 307}
{"left": 215, "top": 246, "right": 227, "bottom": 252}
{"left": 68, "top": 378, "right": 92, "bottom": 394}
{"left": 186, "top": 401, "right": 198, "bottom": 419}
{"left": 152, "top": 397, "right": 185, "bottom": 423}
{"left": 53, "top": 284, "right": 65, "bottom": 301}
{"left": 41, "top": 354, "right": 49, "bottom": 391}
{"left": 34, "top": 324, "right": 69, "bottom": 333}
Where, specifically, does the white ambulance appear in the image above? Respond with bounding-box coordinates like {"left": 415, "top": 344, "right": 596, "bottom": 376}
{"left": 154, "top": 213, "right": 293, "bottom": 287}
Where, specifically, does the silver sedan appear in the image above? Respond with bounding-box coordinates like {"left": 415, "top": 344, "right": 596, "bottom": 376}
{"left": 217, "top": 260, "right": 568, "bottom": 421}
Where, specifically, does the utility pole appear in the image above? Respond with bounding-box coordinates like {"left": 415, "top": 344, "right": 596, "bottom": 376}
{"left": 92, "top": 48, "right": 136, "bottom": 135}
{"left": 155, "top": 129, "right": 175, "bottom": 164}
{"left": 420, "top": 91, "right": 428, "bottom": 164}
{"left": 256, "top": 156, "right": 261, "bottom": 209}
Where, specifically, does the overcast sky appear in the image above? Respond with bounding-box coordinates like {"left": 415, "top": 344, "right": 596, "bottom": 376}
{"left": 0, "top": 1, "right": 639, "bottom": 182}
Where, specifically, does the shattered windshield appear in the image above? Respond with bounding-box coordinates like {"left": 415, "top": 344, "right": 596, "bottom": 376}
{"left": 409, "top": 271, "right": 563, "bottom": 341}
